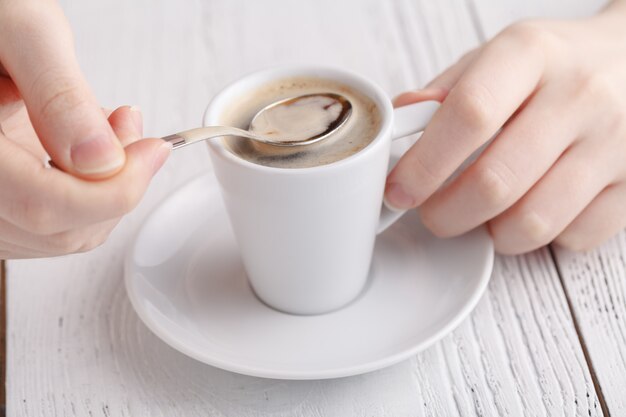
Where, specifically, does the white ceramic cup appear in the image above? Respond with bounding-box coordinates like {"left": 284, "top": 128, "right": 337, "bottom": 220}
{"left": 204, "top": 66, "right": 439, "bottom": 315}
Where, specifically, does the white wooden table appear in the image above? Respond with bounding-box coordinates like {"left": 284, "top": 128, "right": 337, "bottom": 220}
{"left": 4, "top": 1, "right": 626, "bottom": 416}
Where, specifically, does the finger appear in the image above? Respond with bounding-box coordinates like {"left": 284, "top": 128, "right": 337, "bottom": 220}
{"left": 385, "top": 33, "right": 545, "bottom": 209}
{"left": 0, "top": 234, "right": 58, "bottom": 258}
{"left": 489, "top": 143, "right": 616, "bottom": 254}
{"left": 1, "top": 105, "right": 49, "bottom": 161}
{"left": 0, "top": 1, "right": 125, "bottom": 178}
{"left": 0, "top": 216, "right": 118, "bottom": 255}
{"left": 0, "top": 76, "right": 22, "bottom": 122}
{"left": 0, "top": 240, "right": 52, "bottom": 259}
{"left": 108, "top": 105, "right": 143, "bottom": 146}
{"left": 418, "top": 84, "right": 580, "bottom": 237}
{"left": 0, "top": 135, "right": 171, "bottom": 234}
{"left": 555, "top": 183, "right": 626, "bottom": 251}
{"left": 392, "top": 49, "right": 479, "bottom": 108}
{"left": 392, "top": 89, "right": 447, "bottom": 108}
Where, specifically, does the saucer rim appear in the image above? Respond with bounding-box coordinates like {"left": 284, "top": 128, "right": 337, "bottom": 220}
{"left": 125, "top": 171, "right": 494, "bottom": 380}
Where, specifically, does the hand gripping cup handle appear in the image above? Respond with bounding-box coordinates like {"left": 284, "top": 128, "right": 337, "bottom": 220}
{"left": 377, "top": 100, "right": 440, "bottom": 233}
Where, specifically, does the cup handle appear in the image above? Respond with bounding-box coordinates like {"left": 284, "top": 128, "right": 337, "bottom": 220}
{"left": 377, "top": 100, "right": 440, "bottom": 234}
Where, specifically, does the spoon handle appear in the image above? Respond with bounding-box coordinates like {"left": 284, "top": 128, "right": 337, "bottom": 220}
{"left": 163, "top": 126, "right": 255, "bottom": 149}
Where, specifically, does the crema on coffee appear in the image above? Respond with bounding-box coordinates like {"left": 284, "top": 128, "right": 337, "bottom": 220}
{"left": 219, "top": 77, "right": 382, "bottom": 169}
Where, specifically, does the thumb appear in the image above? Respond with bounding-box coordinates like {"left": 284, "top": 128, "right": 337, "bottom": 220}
{"left": 0, "top": 1, "right": 124, "bottom": 179}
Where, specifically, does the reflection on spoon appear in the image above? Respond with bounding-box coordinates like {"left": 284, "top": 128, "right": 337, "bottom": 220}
{"left": 161, "top": 93, "right": 353, "bottom": 149}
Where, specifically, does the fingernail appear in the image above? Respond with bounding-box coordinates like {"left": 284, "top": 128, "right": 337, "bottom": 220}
{"left": 152, "top": 141, "right": 172, "bottom": 175}
{"left": 384, "top": 182, "right": 416, "bottom": 210}
{"left": 393, "top": 88, "right": 446, "bottom": 106}
{"left": 392, "top": 90, "right": 426, "bottom": 107}
{"left": 70, "top": 132, "right": 125, "bottom": 175}
{"left": 130, "top": 105, "right": 143, "bottom": 135}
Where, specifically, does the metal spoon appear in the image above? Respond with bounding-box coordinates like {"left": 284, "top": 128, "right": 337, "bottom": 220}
{"left": 162, "top": 93, "right": 352, "bottom": 149}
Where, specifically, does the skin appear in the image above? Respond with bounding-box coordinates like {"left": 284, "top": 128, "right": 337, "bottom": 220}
{"left": 1, "top": 1, "right": 625, "bottom": 259}
{"left": 385, "top": 1, "right": 626, "bottom": 254}
{"left": 0, "top": 0, "right": 171, "bottom": 259}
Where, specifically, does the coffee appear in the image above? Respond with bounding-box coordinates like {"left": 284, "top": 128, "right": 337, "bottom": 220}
{"left": 219, "top": 77, "right": 382, "bottom": 168}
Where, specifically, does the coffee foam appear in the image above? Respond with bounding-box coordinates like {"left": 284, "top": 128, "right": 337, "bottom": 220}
{"left": 219, "top": 77, "right": 382, "bottom": 169}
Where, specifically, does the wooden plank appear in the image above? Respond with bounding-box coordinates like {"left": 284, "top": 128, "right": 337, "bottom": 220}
{"left": 408, "top": 250, "right": 602, "bottom": 417}
{"left": 7, "top": 251, "right": 602, "bottom": 416}
{"left": 6, "top": 0, "right": 602, "bottom": 415}
{"left": 553, "top": 234, "right": 626, "bottom": 416}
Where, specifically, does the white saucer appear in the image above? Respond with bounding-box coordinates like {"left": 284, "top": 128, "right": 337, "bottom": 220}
{"left": 125, "top": 172, "right": 494, "bottom": 380}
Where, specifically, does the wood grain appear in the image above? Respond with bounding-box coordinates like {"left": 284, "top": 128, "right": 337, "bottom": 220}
{"left": 4, "top": 0, "right": 609, "bottom": 416}
{"left": 554, "top": 233, "right": 626, "bottom": 416}
{"left": 407, "top": 250, "right": 601, "bottom": 417}
{"left": 6, "top": 251, "right": 601, "bottom": 416}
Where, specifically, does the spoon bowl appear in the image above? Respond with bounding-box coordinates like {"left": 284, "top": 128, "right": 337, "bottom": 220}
{"left": 162, "top": 93, "right": 353, "bottom": 149}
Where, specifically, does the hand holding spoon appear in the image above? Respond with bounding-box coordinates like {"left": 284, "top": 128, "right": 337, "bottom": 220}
{"left": 49, "top": 93, "right": 351, "bottom": 172}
